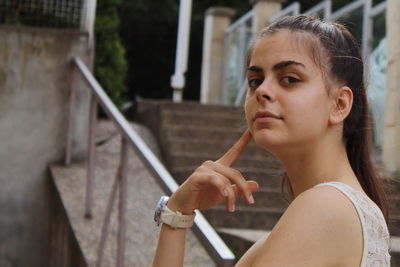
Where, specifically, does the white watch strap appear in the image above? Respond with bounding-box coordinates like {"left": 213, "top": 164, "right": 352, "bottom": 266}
{"left": 160, "top": 206, "right": 195, "bottom": 228}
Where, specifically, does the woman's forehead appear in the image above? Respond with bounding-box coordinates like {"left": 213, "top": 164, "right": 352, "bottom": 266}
{"left": 250, "top": 30, "right": 321, "bottom": 69}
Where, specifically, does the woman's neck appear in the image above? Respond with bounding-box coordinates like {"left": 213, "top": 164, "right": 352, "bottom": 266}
{"left": 278, "top": 137, "right": 359, "bottom": 198}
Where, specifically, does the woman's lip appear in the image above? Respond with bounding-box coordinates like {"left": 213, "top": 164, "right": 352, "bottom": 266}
{"left": 253, "top": 111, "right": 282, "bottom": 122}
{"left": 254, "top": 116, "right": 281, "bottom": 123}
{"left": 253, "top": 110, "right": 282, "bottom": 121}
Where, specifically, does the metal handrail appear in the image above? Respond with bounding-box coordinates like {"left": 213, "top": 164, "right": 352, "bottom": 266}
{"left": 269, "top": 2, "right": 300, "bottom": 23}
{"left": 327, "top": 0, "right": 373, "bottom": 61}
{"left": 234, "top": 79, "right": 248, "bottom": 105}
{"left": 224, "top": 9, "right": 254, "bottom": 35}
{"left": 221, "top": 8, "right": 253, "bottom": 106}
{"left": 66, "top": 57, "right": 235, "bottom": 266}
{"left": 329, "top": 0, "right": 367, "bottom": 21}
{"left": 303, "top": 0, "right": 331, "bottom": 18}
{"left": 370, "top": 1, "right": 386, "bottom": 18}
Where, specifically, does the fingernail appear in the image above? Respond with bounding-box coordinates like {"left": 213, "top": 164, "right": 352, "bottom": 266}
{"left": 248, "top": 194, "right": 254, "bottom": 204}
{"left": 223, "top": 189, "right": 228, "bottom": 197}
{"left": 231, "top": 204, "right": 235, "bottom": 212}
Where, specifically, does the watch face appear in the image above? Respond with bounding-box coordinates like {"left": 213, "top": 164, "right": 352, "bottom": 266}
{"left": 154, "top": 196, "right": 169, "bottom": 226}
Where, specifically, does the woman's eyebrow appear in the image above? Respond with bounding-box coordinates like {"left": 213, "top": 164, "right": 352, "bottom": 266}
{"left": 247, "top": 66, "right": 263, "bottom": 73}
{"left": 272, "top": 60, "right": 305, "bottom": 71}
{"left": 248, "top": 61, "right": 306, "bottom": 73}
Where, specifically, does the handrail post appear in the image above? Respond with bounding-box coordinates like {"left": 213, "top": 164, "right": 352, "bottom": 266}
{"left": 117, "top": 137, "right": 129, "bottom": 267}
{"left": 96, "top": 174, "right": 119, "bottom": 267}
{"left": 221, "top": 32, "right": 232, "bottom": 105}
{"left": 200, "top": 7, "right": 235, "bottom": 104}
{"left": 250, "top": 0, "right": 284, "bottom": 34}
{"left": 85, "top": 92, "right": 98, "bottom": 218}
{"left": 362, "top": 0, "right": 373, "bottom": 62}
{"left": 65, "top": 62, "right": 77, "bottom": 166}
{"left": 237, "top": 24, "right": 247, "bottom": 90}
{"left": 171, "top": 0, "right": 193, "bottom": 102}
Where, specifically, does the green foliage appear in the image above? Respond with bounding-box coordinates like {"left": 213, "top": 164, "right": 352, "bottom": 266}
{"left": 94, "top": 0, "right": 128, "bottom": 108}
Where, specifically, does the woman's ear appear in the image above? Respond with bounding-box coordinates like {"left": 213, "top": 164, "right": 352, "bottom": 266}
{"left": 329, "top": 86, "right": 353, "bottom": 125}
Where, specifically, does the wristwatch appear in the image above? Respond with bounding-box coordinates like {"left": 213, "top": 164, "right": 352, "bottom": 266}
{"left": 154, "top": 196, "right": 196, "bottom": 229}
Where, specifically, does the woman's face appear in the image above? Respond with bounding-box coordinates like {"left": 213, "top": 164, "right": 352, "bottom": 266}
{"left": 245, "top": 30, "right": 334, "bottom": 155}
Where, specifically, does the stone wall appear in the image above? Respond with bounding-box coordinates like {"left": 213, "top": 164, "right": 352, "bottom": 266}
{"left": 0, "top": 25, "right": 92, "bottom": 267}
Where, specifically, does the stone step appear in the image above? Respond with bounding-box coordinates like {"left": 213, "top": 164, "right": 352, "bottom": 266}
{"left": 390, "top": 215, "right": 400, "bottom": 236}
{"left": 168, "top": 152, "right": 282, "bottom": 170}
{"left": 161, "top": 109, "right": 247, "bottom": 129}
{"left": 214, "top": 187, "right": 289, "bottom": 210}
{"left": 235, "top": 168, "right": 285, "bottom": 187}
{"left": 164, "top": 138, "right": 267, "bottom": 157}
{"left": 217, "top": 228, "right": 268, "bottom": 260}
{"left": 217, "top": 228, "right": 269, "bottom": 260}
{"left": 203, "top": 206, "right": 283, "bottom": 230}
{"left": 392, "top": 252, "right": 400, "bottom": 267}
{"left": 390, "top": 197, "right": 400, "bottom": 217}
{"left": 245, "top": 188, "right": 289, "bottom": 209}
{"left": 138, "top": 99, "right": 244, "bottom": 116}
{"left": 171, "top": 166, "right": 284, "bottom": 188}
{"left": 385, "top": 178, "right": 400, "bottom": 194}
{"left": 164, "top": 125, "right": 245, "bottom": 142}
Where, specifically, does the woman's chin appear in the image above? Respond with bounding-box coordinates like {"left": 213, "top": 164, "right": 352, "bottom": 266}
{"left": 252, "top": 130, "right": 281, "bottom": 152}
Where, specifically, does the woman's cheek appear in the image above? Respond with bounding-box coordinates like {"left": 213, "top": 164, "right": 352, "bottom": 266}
{"left": 244, "top": 108, "right": 254, "bottom": 132}
{"left": 245, "top": 115, "right": 252, "bottom": 131}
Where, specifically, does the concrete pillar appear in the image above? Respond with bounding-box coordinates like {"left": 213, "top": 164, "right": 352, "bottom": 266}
{"left": 383, "top": 0, "right": 400, "bottom": 173}
{"left": 200, "top": 7, "right": 235, "bottom": 104}
{"left": 0, "top": 25, "right": 92, "bottom": 267}
{"left": 250, "top": 0, "right": 285, "bottom": 34}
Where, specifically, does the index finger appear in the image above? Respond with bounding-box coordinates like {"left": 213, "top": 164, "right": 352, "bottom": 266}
{"left": 216, "top": 129, "right": 252, "bottom": 166}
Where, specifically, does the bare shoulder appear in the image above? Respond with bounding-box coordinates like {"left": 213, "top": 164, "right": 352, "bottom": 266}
{"left": 243, "top": 185, "right": 363, "bottom": 267}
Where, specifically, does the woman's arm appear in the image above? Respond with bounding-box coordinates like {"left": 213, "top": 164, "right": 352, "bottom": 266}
{"left": 152, "top": 130, "right": 258, "bottom": 266}
{"left": 152, "top": 224, "right": 186, "bottom": 267}
{"left": 152, "top": 198, "right": 194, "bottom": 267}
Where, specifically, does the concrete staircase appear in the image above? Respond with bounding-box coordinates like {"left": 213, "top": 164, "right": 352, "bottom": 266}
{"left": 133, "top": 100, "right": 400, "bottom": 264}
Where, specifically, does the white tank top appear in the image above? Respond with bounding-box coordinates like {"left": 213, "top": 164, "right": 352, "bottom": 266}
{"left": 314, "top": 181, "right": 391, "bottom": 266}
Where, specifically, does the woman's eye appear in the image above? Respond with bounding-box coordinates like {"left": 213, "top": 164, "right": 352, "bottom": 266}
{"left": 248, "top": 78, "right": 263, "bottom": 89}
{"left": 281, "top": 76, "right": 300, "bottom": 85}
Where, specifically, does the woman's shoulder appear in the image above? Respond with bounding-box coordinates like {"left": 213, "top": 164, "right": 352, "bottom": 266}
{"left": 284, "top": 185, "right": 363, "bottom": 253}
{"left": 295, "top": 182, "right": 362, "bottom": 213}
{"left": 289, "top": 185, "right": 364, "bottom": 254}
{"left": 292, "top": 184, "right": 364, "bottom": 226}
{"left": 238, "top": 185, "right": 363, "bottom": 267}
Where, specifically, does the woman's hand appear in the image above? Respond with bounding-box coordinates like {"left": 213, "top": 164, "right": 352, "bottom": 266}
{"left": 167, "top": 129, "right": 259, "bottom": 214}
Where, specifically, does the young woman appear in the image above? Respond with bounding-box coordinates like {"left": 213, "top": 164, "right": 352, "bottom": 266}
{"left": 152, "top": 16, "right": 391, "bottom": 266}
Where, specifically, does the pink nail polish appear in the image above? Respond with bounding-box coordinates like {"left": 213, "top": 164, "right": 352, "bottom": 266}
{"left": 248, "top": 195, "right": 254, "bottom": 204}
{"left": 223, "top": 189, "right": 228, "bottom": 197}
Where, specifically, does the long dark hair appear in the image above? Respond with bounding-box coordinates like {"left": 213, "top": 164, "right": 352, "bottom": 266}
{"left": 247, "top": 15, "right": 389, "bottom": 221}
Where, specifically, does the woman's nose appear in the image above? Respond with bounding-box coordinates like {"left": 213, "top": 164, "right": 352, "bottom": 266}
{"left": 255, "top": 81, "right": 275, "bottom": 102}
